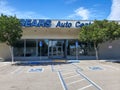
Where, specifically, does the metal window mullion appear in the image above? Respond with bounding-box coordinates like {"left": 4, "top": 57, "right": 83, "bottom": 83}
{"left": 36, "top": 39, "right": 38, "bottom": 56}
{"left": 48, "top": 40, "right": 49, "bottom": 57}
{"left": 24, "top": 39, "right": 26, "bottom": 57}
{"left": 52, "top": 40, "right": 53, "bottom": 57}
{"left": 65, "top": 40, "right": 67, "bottom": 58}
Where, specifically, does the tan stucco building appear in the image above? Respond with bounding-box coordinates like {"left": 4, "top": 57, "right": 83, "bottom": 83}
{"left": 0, "top": 19, "right": 120, "bottom": 61}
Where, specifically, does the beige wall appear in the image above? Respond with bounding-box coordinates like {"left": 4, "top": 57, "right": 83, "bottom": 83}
{"left": 22, "top": 27, "right": 80, "bottom": 39}
{"left": 0, "top": 43, "right": 11, "bottom": 61}
{"left": 99, "top": 39, "right": 120, "bottom": 59}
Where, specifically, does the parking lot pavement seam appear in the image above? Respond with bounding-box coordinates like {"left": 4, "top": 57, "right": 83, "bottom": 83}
{"left": 76, "top": 69, "right": 103, "bottom": 90}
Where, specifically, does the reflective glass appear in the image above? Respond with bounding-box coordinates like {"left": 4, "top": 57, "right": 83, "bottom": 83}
{"left": 26, "top": 40, "right": 36, "bottom": 57}
{"left": 38, "top": 40, "right": 48, "bottom": 56}
{"left": 13, "top": 40, "right": 24, "bottom": 56}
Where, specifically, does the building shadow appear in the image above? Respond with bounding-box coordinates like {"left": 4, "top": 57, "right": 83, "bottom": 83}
{"left": 12, "top": 61, "right": 73, "bottom": 66}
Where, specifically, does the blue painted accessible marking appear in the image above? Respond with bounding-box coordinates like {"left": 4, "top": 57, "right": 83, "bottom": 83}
{"left": 89, "top": 66, "right": 103, "bottom": 70}
{"left": 29, "top": 68, "right": 44, "bottom": 72}
{"left": 67, "top": 60, "right": 80, "bottom": 63}
{"left": 39, "top": 41, "right": 42, "bottom": 47}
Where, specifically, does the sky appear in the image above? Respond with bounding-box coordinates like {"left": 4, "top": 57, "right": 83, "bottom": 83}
{"left": 0, "top": 0, "right": 120, "bottom": 20}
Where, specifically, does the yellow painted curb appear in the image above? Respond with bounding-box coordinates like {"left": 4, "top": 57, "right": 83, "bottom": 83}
{"left": 53, "top": 60, "right": 66, "bottom": 62}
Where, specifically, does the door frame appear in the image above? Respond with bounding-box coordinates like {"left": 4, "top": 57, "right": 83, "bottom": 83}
{"left": 48, "top": 40, "right": 64, "bottom": 59}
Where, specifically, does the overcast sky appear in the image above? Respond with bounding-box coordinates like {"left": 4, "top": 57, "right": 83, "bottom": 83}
{"left": 0, "top": 0, "right": 120, "bottom": 20}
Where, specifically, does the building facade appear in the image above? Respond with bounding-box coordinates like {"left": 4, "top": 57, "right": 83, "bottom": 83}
{"left": 0, "top": 19, "right": 120, "bottom": 61}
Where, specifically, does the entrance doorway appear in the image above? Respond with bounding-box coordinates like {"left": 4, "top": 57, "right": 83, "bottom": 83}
{"left": 49, "top": 40, "right": 65, "bottom": 59}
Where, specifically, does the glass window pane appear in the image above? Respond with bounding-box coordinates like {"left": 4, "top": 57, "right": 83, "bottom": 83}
{"left": 26, "top": 40, "right": 36, "bottom": 57}
{"left": 38, "top": 40, "right": 48, "bottom": 56}
{"left": 77, "top": 42, "right": 95, "bottom": 56}
{"left": 13, "top": 40, "right": 24, "bottom": 56}
{"left": 67, "top": 40, "right": 95, "bottom": 56}
{"left": 67, "top": 40, "right": 76, "bottom": 56}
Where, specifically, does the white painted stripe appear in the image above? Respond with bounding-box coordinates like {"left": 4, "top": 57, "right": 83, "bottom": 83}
{"left": 64, "top": 74, "right": 79, "bottom": 79}
{"left": 78, "top": 84, "right": 93, "bottom": 90}
{"left": 0, "top": 64, "right": 8, "bottom": 67}
{"left": 59, "top": 67, "right": 76, "bottom": 70}
{"left": 60, "top": 64, "right": 75, "bottom": 68}
{"left": 77, "top": 70, "right": 103, "bottom": 90}
{"left": 67, "top": 79, "right": 85, "bottom": 85}
{"left": 102, "top": 64, "right": 119, "bottom": 70}
{"left": 62, "top": 72, "right": 75, "bottom": 76}
{"left": 59, "top": 69, "right": 76, "bottom": 71}
{"left": 11, "top": 66, "right": 23, "bottom": 74}
{"left": 57, "top": 72, "right": 66, "bottom": 90}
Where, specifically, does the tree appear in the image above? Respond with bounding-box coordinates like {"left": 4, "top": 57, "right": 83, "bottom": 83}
{"left": 105, "top": 21, "right": 120, "bottom": 40}
{"left": 79, "top": 20, "right": 120, "bottom": 60}
{"left": 0, "top": 14, "right": 22, "bottom": 63}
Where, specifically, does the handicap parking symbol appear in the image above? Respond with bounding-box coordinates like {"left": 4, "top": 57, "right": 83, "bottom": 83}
{"left": 89, "top": 66, "right": 103, "bottom": 70}
{"left": 29, "top": 68, "right": 44, "bottom": 73}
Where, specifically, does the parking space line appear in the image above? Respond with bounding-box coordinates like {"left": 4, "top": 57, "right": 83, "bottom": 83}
{"left": 11, "top": 66, "right": 23, "bottom": 74}
{"left": 59, "top": 68, "right": 76, "bottom": 71}
{"left": 0, "top": 65, "right": 13, "bottom": 73}
{"left": 67, "top": 79, "right": 85, "bottom": 85}
{"left": 0, "top": 64, "right": 9, "bottom": 68}
{"left": 64, "top": 74, "right": 79, "bottom": 79}
{"left": 51, "top": 64, "right": 55, "bottom": 72}
{"left": 76, "top": 70, "right": 103, "bottom": 90}
{"left": 78, "top": 84, "right": 93, "bottom": 90}
{"left": 51, "top": 64, "right": 65, "bottom": 72}
{"left": 71, "top": 63, "right": 83, "bottom": 71}
{"left": 52, "top": 63, "right": 102, "bottom": 90}
{"left": 57, "top": 71, "right": 68, "bottom": 90}
{"left": 62, "top": 72, "right": 75, "bottom": 76}
{"left": 59, "top": 67, "right": 77, "bottom": 70}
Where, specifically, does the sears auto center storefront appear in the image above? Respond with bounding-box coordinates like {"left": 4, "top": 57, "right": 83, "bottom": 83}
{"left": 0, "top": 19, "right": 120, "bottom": 61}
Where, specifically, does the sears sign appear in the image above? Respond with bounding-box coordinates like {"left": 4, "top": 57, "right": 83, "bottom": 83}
{"left": 20, "top": 19, "right": 92, "bottom": 28}
{"left": 20, "top": 19, "right": 51, "bottom": 27}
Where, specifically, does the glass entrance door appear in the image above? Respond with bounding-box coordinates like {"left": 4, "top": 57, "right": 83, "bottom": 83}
{"left": 49, "top": 40, "right": 64, "bottom": 58}
{"left": 53, "top": 46, "right": 63, "bottom": 56}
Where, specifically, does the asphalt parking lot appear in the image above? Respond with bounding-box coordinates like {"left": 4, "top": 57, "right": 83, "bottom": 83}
{"left": 0, "top": 60, "right": 120, "bottom": 90}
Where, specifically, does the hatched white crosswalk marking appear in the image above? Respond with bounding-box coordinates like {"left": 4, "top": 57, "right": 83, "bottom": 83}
{"left": 52, "top": 63, "right": 102, "bottom": 90}
{"left": 64, "top": 74, "right": 79, "bottom": 79}
{"left": 78, "top": 84, "right": 93, "bottom": 90}
{"left": 67, "top": 79, "right": 85, "bottom": 85}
